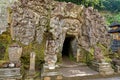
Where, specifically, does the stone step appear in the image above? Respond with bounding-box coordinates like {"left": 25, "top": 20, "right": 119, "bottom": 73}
{"left": 0, "top": 68, "right": 22, "bottom": 79}
{"left": 59, "top": 63, "right": 87, "bottom": 68}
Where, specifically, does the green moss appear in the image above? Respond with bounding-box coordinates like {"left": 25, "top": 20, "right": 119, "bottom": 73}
{"left": 80, "top": 48, "right": 94, "bottom": 65}
{"left": 97, "top": 43, "right": 112, "bottom": 63}
{"left": 0, "top": 60, "right": 8, "bottom": 66}
{"left": 57, "top": 52, "right": 62, "bottom": 63}
{"left": 20, "top": 36, "right": 46, "bottom": 79}
{"left": 20, "top": 35, "right": 46, "bottom": 70}
{"left": 69, "top": 53, "right": 76, "bottom": 61}
{"left": 0, "top": 43, "right": 6, "bottom": 59}
{"left": 0, "top": 28, "right": 12, "bottom": 61}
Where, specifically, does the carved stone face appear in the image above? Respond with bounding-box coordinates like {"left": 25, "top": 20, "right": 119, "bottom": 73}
{"left": 61, "top": 19, "right": 81, "bottom": 35}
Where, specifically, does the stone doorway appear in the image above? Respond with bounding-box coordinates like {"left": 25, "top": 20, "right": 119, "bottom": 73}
{"left": 62, "top": 35, "right": 76, "bottom": 60}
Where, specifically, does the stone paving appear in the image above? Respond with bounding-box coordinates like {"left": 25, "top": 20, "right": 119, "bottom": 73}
{"left": 87, "top": 77, "right": 120, "bottom": 80}
{"left": 59, "top": 66, "right": 99, "bottom": 77}
{"left": 59, "top": 57, "right": 99, "bottom": 77}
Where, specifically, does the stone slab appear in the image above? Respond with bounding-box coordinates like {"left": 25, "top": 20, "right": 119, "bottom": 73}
{"left": 59, "top": 66, "right": 99, "bottom": 77}
{"left": 87, "top": 77, "right": 120, "bottom": 80}
{"left": 0, "top": 68, "right": 21, "bottom": 78}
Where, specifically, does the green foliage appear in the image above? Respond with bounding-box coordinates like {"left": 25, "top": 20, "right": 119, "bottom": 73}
{"left": 57, "top": 53, "right": 62, "bottom": 63}
{"left": 21, "top": 52, "right": 30, "bottom": 69}
{"left": 0, "top": 43, "right": 6, "bottom": 59}
{"left": 0, "top": 30, "right": 12, "bottom": 47}
{"left": 97, "top": 43, "right": 112, "bottom": 63}
{"left": 56, "top": 0, "right": 101, "bottom": 8}
{"left": 104, "top": 13, "right": 120, "bottom": 25}
{"left": 80, "top": 48, "right": 94, "bottom": 64}
{"left": 34, "top": 40, "right": 46, "bottom": 69}
{"left": 20, "top": 36, "right": 46, "bottom": 70}
{"left": 101, "top": 0, "right": 120, "bottom": 13}
{"left": 0, "top": 28, "right": 12, "bottom": 61}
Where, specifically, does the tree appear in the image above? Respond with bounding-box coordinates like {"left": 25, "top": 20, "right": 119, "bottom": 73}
{"left": 56, "top": 0, "right": 101, "bottom": 8}
{"left": 102, "top": 0, "right": 120, "bottom": 12}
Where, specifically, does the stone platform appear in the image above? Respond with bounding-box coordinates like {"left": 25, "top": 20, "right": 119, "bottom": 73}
{"left": 0, "top": 68, "right": 22, "bottom": 79}
{"left": 41, "top": 64, "right": 100, "bottom": 80}
{"left": 59, "top": 66, "right": 99, "bottom": 77}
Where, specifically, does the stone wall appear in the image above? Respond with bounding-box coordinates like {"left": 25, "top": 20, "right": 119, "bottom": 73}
{"left": 11, "top": 0, "right": 110, "bottom": 65}
{"left": 0, "top": 0, "right": 17, "bottom": 34}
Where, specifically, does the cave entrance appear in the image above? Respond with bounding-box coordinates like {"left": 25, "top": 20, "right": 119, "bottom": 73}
{"left": 62, "top": 35, "right": 76, "bottom": 60}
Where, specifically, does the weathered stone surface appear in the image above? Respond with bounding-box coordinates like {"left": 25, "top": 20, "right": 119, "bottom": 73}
{"left": 8, "top": 43, "right": 22, "bottom": 64}
{"left": 0, "top": 44, "right": 6, "bottom": 60}
{"left": 44, "top": 77, "right": 51, "bottom": 80}
{"left": 91, "top": 61, "right": 114, "bottom": 75}
{"left": 29, "top": 52, "right": 36, "bottom": 74}
{"left": 94, "top": 46, "right": 104, "bottom": 63}
{"left": 0, "top": 68, "right": 21, "bottom": 77}
{"left": 99, "top": 63, "right": 114, "bottom": 75}
{"left": 0, "top": 0, "right": 17, "bottom": 34}
{"left": 45, "top": 40, "right": 57, "bottom": 69}
{"left": 11, "top": 0, "right": 110, "bottom": 67}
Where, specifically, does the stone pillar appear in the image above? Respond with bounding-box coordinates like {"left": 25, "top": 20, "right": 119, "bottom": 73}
{"left": 8, "top": 43, "right": 22, "bottom": 65}
{"left": 45, "top": 40, "right": 57, "bottom": 70}
{"left": 0, "top": 43, "right": 22, "bottom": 79}
{"left": 29, "top": 52, "right": 36, "bottom": 74}
{"left": 76, "top": 49, "right": 80, "bottom": 62}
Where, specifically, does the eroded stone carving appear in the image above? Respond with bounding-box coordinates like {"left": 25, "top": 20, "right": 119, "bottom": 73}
{"left": 8, "top": 43, "right": 22, "bottom": 64}
{"left": 11, "top": 0, "right": 110, "bottom": 68}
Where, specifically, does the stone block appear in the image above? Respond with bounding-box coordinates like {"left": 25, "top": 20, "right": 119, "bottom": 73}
{"left": 29, "top": 52, "right": 36, "bottom": 75}
{"left": 44, "top": 77, "right": 51, "bottom": 80}
{"left": 0, "top": 68, "right": 21, "bottom": 79}
{"left": 91, "top": 61, "right": 114, "bottom": 75}
{"left": 8, "top": 43, "right": 22, "bottom": 63}
{"left": 56, "top": 75, "right": 63, "bottom": 80}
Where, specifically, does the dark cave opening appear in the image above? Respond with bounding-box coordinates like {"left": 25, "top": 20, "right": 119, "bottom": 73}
{"left": 62, "top": 36, "right": 75, "bottom": 57}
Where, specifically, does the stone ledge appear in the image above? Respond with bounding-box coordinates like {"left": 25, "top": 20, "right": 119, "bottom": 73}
{"left": 0, "top": 68, "right": 22, "bottom": 79}
{"left": 91, "top": 61, "right": 114, "bottom": 75}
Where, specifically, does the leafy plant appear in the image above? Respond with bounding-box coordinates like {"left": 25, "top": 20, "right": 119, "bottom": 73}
{"left": 97, "top": 43, "right": 112, "bottom": 63}
{"left": 80, "top": 48, "right": 94, "bottom": 64}
{"left": 56, "top": 0, "right": 101, "bottom": 8}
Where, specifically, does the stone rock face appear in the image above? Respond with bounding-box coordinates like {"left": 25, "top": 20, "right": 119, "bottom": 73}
{"left": 0, "top": 1, "right": 9, "bottom": 34}
{"left": 94, "top": 46, "right": 104, "bottom": 62}
{"left": 11, "top": 0, "right": 49, "bottom": 45}
{"left": 82, "top": 7, "right": 110, "bottom": 49}
{"left": 11, "top": 0, "right": 110, "bottom": 66}
{"left": 45, "top": 40, "right": 57, "bottom": 69}
{"left": 0, "top": 0, "right": 17, "bottom": 34}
